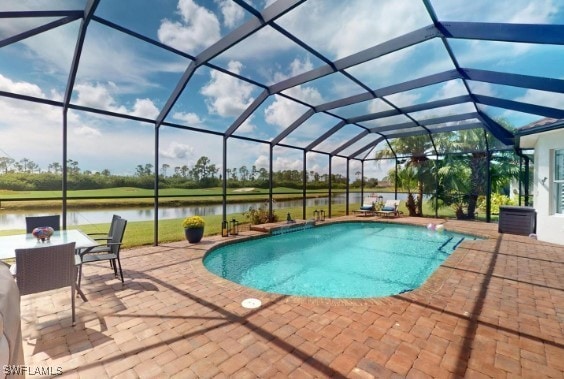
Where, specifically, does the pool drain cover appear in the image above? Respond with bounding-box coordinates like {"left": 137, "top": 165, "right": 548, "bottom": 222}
{"left": 241, "top": 298, "right": 261, "bottom": 309}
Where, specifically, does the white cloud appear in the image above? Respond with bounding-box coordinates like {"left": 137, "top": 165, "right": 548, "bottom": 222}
{"left": 200, "top": 60, "right": 255, "bottom": 117}
{"left": 434, "top": 0, "right": 559, "bottom": 24}
{"left": 0, "top": 80, "right": 84, "bottom": 164}
{"left": 467, "top": 81, "right": 496, "bottom": 97}
{"left": 272, "top": 156, "right": 303, "bottom": 171}
{"left": 265, "top": 58, "right": 324, "bottom": 130}
{"left": 73, "top": 125, "right": 101, "bottom": 137}
{"left": 429, "top": 80, "right": 469, "bottom": 102}
{"left": 254, "top": 154, "right": 269, "bottom": 169}
{"left": 160, "top": 142, "right": 195, "bottom": 160}
{"left": 289, "top": 57, "right": 314, "bottom": 77}
{"left": 172, "top": 111, "right": 203, "bottom": 125}
{"left": 381, "top": 92, "right": 422, "bottom": 110}
{"left": 264, "top": 95, "right": 308, "bottom": 129}
{"left": 515, "top": 89, "right": 564, "bottom": 109}
{"left": 74, "top": 82, "right": 159, "bottom": 119}
{"left": 510, "top": 1, "right": 559, "bottom": 23}
{"left": 216, "top": 0, "right": 245, "bottom": 28}
{"left": 238, "top": 116, "right": 256, "bottom": 133}
{"left": 74, "top": 82, "right": 124, "bottom": 112}
{"left": 158, "top": 0, "right": 221, "bottom": 54}
{"left": 276, "top": 0, "right": 430, "bottom": 60}
{"left": 8, "top": 17, "right": 183, "bottom": 94}
{"left": 0, "top": 74, "right": 45, "bottom": 98}
{"left": 132, "top": 98, "right": 159, "bottom": 119}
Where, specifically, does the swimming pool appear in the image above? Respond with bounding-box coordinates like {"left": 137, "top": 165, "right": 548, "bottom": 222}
{"left": 204, "top": 222, "right": 477, "bottom": 298}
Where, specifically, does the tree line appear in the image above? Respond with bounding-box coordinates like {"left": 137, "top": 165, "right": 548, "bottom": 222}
{"left": 376, "top": 128, "right": 524, "bottom": 220}
{"left": 0, "top": 155, "right": 374, "bottom": 191}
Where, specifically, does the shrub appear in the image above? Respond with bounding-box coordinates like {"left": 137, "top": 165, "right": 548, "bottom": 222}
{"left": 243, "top": 202, "right": 278, "bottom": 224}
{"left": 478, "top": 193, "right": 515, "bottom": 214}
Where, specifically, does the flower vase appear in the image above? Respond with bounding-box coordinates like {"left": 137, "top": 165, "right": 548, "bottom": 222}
{"left": 184, "top": 227, "right": 204, "bottom": 243}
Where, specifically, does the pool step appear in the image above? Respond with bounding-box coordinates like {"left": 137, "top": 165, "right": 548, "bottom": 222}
{"left": 438, "top": 236, "right": 454, "bottom": 252}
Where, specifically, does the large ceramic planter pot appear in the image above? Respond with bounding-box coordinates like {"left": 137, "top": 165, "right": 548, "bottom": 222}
{"left": 184, "top": 227, "right": 204, "bottom": 243}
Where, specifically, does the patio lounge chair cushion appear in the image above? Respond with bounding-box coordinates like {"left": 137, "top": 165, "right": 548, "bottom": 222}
{"left": 360, "top": 205, "right": 374, "bottom": 211}
{"left": 382, "top": 206, "right": 396, "bottom": 211}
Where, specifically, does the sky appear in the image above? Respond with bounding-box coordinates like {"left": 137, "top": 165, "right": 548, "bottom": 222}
{"left": 0, "top": 0, "right": 563, "bottom": 179}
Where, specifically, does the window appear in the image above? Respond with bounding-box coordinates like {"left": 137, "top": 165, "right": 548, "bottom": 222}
{"left": 554, "top": 150, "right": 564, "bottom": 214}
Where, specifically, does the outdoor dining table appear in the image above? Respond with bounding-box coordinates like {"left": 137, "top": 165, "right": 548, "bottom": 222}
{"left": 0, "top": 229, "right": 99, "bottom": 301}
{"left": 0, "top": 229, "right": 98, "bottom": 260}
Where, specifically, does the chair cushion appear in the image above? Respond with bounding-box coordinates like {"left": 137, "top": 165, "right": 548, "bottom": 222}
{"left": 360, "top": 205, "right": 373, "bottom": 211}
{"left": 382, "top": 206, "right": 396, "bottom": 211}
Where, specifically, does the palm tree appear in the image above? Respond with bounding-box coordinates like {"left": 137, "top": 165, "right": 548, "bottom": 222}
{"left": 388, "top": 165, "right": 419, "bottom": 216}
{"left": 375, "top": 134, "right": 435, "bottom": 216}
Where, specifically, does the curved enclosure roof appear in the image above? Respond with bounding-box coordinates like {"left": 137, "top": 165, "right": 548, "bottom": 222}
{"left": 1, "top": 0, "right": 564, "bottom": 163}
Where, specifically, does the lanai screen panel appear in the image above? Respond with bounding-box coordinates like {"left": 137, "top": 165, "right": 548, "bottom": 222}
{"left": 165, "top": 65, "right": 265, "bottom": 134}
{"left": 275, "top": 0, "right": 433, "bottom": 60}
{"left": 66, "top": 111, "right": 155, "bottom": 176}
{"left": 360, "top": 115, "right": 414, "bottom": 130}
{"left": 229, "top": 94, "right": 306, "bottom": 141}
{"left": 409, "top": 103, "right": 477, "bottom": 124}
{"left": 339, "top": 134, "right": 382, "bottom": 158}
{"left": 344, "top": 38, "right": 455, "bottom": 90}
{"left": 226, "top": 138, "right": 270, "bottom": 188}
{"left": 0, "top": 99, "right": 63, "bottom": 170}
{"left": 95, "top": 0, "right": 252, "bottom": 56}
{"left": 209, "top": 24, "right": 327, "bottom": 84}
{"left": 313, "top": 124, "right": 366, "bottom": 154}
{"left": 470, "top": 82, "right": 564, "bottom": 118}
{"left": 279, "top": 113, "right": 343, "bottom": 149}
{"left": 71, "top": 21, "right": 191, "bottom": 120}
{"left": 159, "top": 127, "right": 223, "bottom": 179}
{"left": 272, "top": 146, "right": 304, "bottom": 193}
{"left": 477, "top": 104, "right": 546, "bottom": 132}
{"left": 0, "top": 20, "right": 79, "bottom": 101}
{"left": 281, "top": 71, "right": 366, "bottom": 106}
{"left": 330, "top": 98, "right": 393, "bottom": 120}
{"left": 384, "top": 80, "right": 469, "bottom": 109}
{"left": 450, "top": 40, "right": 564, "bottom": 82}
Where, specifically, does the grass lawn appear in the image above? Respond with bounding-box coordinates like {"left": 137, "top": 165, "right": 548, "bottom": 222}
{"left": 0, "top": 187, "right": 370, "bottom": 209}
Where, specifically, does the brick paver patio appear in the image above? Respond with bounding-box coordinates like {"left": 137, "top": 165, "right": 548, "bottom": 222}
{"left": 19, "top": 217, "right": 564, "bottom": 378}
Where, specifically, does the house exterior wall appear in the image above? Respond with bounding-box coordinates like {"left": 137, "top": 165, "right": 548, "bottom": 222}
{"left": 533, "top": 129, "right": 564, "bottom": 245}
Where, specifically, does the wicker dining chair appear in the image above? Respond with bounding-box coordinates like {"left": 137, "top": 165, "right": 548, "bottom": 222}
{"left": 14, "top": 242, "right": 79, "bottom": 325}
{"left": 25, "top": 215, "right": 60, "bottom": 233}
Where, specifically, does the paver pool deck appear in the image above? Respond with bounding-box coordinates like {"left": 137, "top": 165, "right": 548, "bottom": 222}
{"left": 19, "top": 217, "right": 564, "bottom": 378}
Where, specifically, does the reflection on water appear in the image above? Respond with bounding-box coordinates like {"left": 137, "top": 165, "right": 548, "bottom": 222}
{"left": 0, "top": 192, "right": 406, "bottom": 230}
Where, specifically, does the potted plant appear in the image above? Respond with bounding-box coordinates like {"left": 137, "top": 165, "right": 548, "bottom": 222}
{"left": 182, "top": 216, "right": 205, "bottom": 243}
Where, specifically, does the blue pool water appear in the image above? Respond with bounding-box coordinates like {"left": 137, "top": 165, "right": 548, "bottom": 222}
{"left": 203, "top": 222, "right": 477, "bottom": 298}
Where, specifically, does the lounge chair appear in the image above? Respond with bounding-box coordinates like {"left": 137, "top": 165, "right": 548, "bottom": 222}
{"left": 376, "top": 200, "right": 401, "bottom": 217}
{"left": 353, "top": 197, "right": 378, "bottom": 217}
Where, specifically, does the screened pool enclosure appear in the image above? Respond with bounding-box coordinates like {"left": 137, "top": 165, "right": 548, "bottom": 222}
{"left": 0, "top": 0, "right": 563, "bottom": 243}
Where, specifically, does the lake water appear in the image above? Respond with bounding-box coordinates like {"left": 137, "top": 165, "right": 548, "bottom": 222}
{"left": 0, "top": 192, "right": 407, "bottom": 230}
